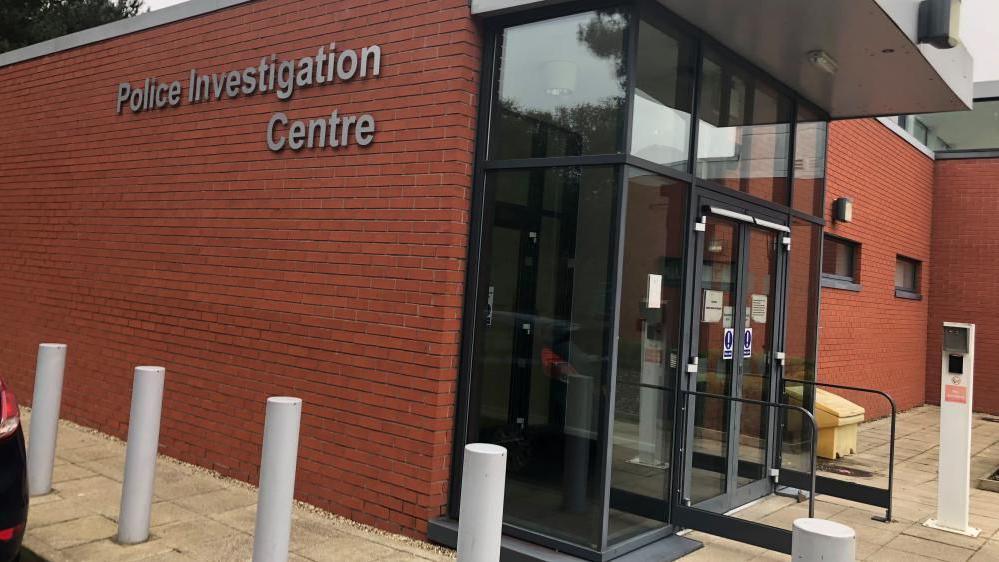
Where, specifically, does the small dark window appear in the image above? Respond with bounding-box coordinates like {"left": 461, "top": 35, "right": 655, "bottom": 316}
{"left": 895, "top": 256, "right": 921, "bottom": 298}
{"left": 822, "top": 235, "right": 859, "bottom": 284}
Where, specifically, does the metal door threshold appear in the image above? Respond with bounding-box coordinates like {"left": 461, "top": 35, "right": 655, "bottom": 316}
{"left": 429, "top": 518, "right": 702, "bottom": 562}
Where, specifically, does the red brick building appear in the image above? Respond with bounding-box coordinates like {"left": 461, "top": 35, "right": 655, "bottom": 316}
{"left": 0, "top": 0, "right": 981, "bottom": 559}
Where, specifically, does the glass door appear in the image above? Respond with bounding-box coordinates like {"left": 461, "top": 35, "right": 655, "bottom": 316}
{"left": 684, "top": 200, "right": 787, "bottom": 513}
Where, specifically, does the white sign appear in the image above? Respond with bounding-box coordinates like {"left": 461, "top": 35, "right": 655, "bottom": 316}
{"left": 751, "top": 294, "right": 768, "bottom": 324}
{"left": 722, "top": 306, "right": 734, "bottom": 329}
{"left": 723, "top": 328, "right": 735, "bottom": 360}
{"left": 743, "top": 328, "right": 753, "bottom": 358}
{"left": 647, "top": 274, "right": 662, "bottom": 309}
{"left": 703, "top": 290, "right": 723, "bottom": 323}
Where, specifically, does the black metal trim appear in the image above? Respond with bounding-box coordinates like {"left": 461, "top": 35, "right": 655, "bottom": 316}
{"left": 448, "top": 22, "right": 501, "bottom": 518}
{"left": 781, "top": 469, "right": 891, "bottom": 509}
{"left": 484, "top": 154, "right": 627, "bottom": 170}
{"left": 935, "top": 149, "right": 999, "bottom": 160}
{"left": 671, "top": 505, "right": 793, "bottom": 554}
{"left": 783, "top": 378, "right": 897, "bottom": 522}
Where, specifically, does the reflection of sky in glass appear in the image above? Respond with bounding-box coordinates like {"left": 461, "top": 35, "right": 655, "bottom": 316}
{"left": 499, "top": 11, "right": 625, "bottom": 114}
{"left": 631, "top": 91, "right": 690, "bottom": 167}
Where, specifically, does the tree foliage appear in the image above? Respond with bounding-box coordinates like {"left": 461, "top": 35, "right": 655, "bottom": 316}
{"left": 0, "top": 0, "right": 143, "bottom": 54}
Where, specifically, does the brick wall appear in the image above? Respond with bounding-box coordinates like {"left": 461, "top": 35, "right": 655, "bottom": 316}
{"left": 0, "top": 0, "right": 480, "bottom": 538}
{"left": 819, "top": 119, "right": 935, "bottom": 417}
{"left": 926, "top": 157, "right": 999, "bottom": 414}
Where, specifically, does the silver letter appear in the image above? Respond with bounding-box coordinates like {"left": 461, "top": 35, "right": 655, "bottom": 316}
{"left": 336, "top": 49, "right": 358, "bottom": 81}
{"left": 117, "top": 83, "right": 131, "bottom": 114}
{"left": 288, "top": 120, "right": 306, "bottom": 150}
{"left": 360, "top": 45, "right": 381, "bottom": 77}
{"left": 355, "top": 114, "right": 376, "bottom": 146}
{"left": 267, "top": 113, "right": 288, "bottom": 151}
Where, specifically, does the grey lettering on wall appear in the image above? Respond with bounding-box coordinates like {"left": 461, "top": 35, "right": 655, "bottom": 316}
{"left": 115, "top": 40, "right": 382, "bottom": 152}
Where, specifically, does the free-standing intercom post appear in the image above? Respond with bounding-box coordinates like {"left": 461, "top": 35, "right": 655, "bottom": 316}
{"left": 924, "top": 322, "right": 981, "bottom": 537}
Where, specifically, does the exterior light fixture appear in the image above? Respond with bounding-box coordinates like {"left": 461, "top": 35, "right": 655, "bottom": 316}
{"left": 807, "top": 50, "right": 839, "bottom": 75}
{"left": 919, "top": 0, "right": 962, "bottom": 49}
{"left": 833, "top": 197, "right": 854, "bottom": 223}
{"left": 543, "top": 60, "right": 577, "bottom": 96}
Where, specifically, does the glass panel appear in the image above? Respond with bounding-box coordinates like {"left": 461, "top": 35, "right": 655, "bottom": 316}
{"left": 737, "top": 227, "right": 778, "bottom": 486}
{"left": 629, "top": 18, "right": 695, "bottom": 170}
{"left": 608, "top": 171, "right": 687, "bottom": 545}
{"left": 490, "top": 10, "right": 629, "bottom": 160}
{"left": 782, "top": 220, "right": 821, "bottom": 471}
{"left": 474, "top": 166, "right": 618, "bottom": 549}
{"left": 696, "top": 51, "right": 792, "bottom": 204}
{"left": 792, "top": 106, "right": 827, "bottom": 217}
{"left": 822, "top": 237, "right": 856, "bottom": 280}
{"left": 908, "top": 99, "right": 999, "bottom": 151}
{"left": 690, "top": 217, "right": 740, "bottom": 503}
{"left": 895, "top": 258, "right": 919, "bottom": 292}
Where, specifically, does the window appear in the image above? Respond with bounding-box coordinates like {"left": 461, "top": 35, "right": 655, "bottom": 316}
{"left": 696, "top": 48, "right": 793, "bottom": 204}
{"left": 792, "top": 105, "right": 827, "bottom": 217}
{"left": 821, "top": 235, "right": 859, "bottom": 290}
{"left": 630, "top": 16, "right": 695, "bottom": 170}
{"left": 895, "top": 256, "right": 921, "bottom": 299}
{"left": 489, "top": 9, "right": 630, "bottom": 160}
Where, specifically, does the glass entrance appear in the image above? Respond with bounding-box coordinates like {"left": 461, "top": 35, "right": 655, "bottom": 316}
{"left": 685, "top": 202, "right": 786, "bottom": 513}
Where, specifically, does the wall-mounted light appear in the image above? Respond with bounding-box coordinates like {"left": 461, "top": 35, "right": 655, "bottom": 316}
{"left": 919, "top": 0, "right": 962, "bottom": 49}
{"left": 833, "top": 197, "right": 854, "bottom": 223}
{"left": 708, "top": 238, "right": 724, "bottom": 254}
{"left": 807, "top": 50, "right": 839, "bottom": 75}
{"left": 543, "top": 60, "right": 577, "bottom": 96}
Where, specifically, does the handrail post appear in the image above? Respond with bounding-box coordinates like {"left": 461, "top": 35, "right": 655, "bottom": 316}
{"left": 783, "top": 378, "right": 896, "bottom": 523}
{"left": 679, "top": 389, "right": 818, "bottom": 517}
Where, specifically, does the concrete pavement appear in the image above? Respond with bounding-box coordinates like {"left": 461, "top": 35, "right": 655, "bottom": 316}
{"left": 17, "top": 408, "right": 455, "bottom": 562}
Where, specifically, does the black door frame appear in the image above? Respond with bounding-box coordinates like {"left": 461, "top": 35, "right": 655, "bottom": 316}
{"left": 679, "top": 190, "right": 790, "bottom": 514}
{"left": 446, "top": 0, "right": 829, "bottom": 558}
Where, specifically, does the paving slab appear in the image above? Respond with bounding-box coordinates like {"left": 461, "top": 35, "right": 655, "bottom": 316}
{"left": 29, "top": 515, "right": 118, "bottom": 550}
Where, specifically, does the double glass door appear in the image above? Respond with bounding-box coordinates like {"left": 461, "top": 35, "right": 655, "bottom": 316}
{"left": 684, "top": 199, "right": 787, "bottom": 513}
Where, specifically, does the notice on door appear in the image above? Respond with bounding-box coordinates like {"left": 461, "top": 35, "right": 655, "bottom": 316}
{"left": 751, "top": 294, "right": 768, "bottom": 324}
{"left": 944, "top": 384, "right": 967, "bottom": 404}
{"left": 647, "top": 274, "right": 663, "bottom": 309}
{"left": 723, "top": 328, "right": 735, "bottom": 360}
{"left": 703, "top": 290, "right": 723, "bottom": 323}
{"left": 743, "top": 328, "right": 753, "bottom": 358}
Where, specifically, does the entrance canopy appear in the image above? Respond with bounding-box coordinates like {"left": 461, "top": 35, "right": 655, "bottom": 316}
{"left": 472, "top": 0, "right": 974, "bottom": 118}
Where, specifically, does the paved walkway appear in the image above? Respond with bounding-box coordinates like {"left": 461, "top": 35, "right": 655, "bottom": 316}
{"left": 18, "top": 406, "right": 999, "bottom": 561}
{"left": 683, "top": 405, "right": 999, "bottom": 561}
{"left": 18, "top": 409, "right": 455, "bottom": 562}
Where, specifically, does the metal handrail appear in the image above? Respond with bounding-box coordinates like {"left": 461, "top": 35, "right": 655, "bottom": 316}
{"left": 782, "top": 378, "right": 897, "bottom": 522}
{"left": 680, "top": 389, "right": 820, "bottom": 518}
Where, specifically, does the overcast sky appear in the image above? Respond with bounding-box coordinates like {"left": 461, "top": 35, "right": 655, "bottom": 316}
{"left": 142, "top": 0, "right": 999, "bottom": 80}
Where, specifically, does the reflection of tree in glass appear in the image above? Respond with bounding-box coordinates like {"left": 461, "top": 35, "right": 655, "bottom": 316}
{"left": 494, "top": 9, "right": 629, "bottom": 158}
{"left": 576, "top": 10, "right": 628, "bottom": 85}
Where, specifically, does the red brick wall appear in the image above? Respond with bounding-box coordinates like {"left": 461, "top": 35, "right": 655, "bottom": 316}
{"left": 0, "top": 0, "right": 480, "bottom": 538}
{"left": 926, "top": 158, "right": 999, "bottom": 414}
{"left": 819, "top": 119, "right": 934, "bottom": 417}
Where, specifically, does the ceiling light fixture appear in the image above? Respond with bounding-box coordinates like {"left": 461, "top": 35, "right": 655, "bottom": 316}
{"left": 808, "top": 50, "right": 839, "bottom": 75}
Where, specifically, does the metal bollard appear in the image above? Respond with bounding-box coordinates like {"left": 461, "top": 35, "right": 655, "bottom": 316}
{"left": 457, "top": 443, "right": 507, "bottom": 562}
{"left": 117, "top": 366, "right": 166, "bottom": 545}
{"left": 791, "top": 518, "right": 856, "bottom": 562}
{"left": 252, "top": 397, "right": 303, "bottom": 562}
{"left": 27, "top": 343, "right": 67, "bottom": 496}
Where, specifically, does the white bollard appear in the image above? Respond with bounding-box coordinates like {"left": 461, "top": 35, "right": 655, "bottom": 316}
{"left": 791, "top": 518, "right": 856, "bottom": 562}
{"left": 117, "top": 366, "right": 166, "bottom": 545}
{"left": 27, "top": 343, "right": 67, "bottom": 496}
{"left": 252, "top": 397, "right": 303, "bottom": 562}
{"left": 457, "top": 443, "right": 507, "bottom": 562}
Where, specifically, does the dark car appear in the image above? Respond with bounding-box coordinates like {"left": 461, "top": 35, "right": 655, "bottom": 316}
{"left": 0, "top": 377, "right": 27, "bottom": 562}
